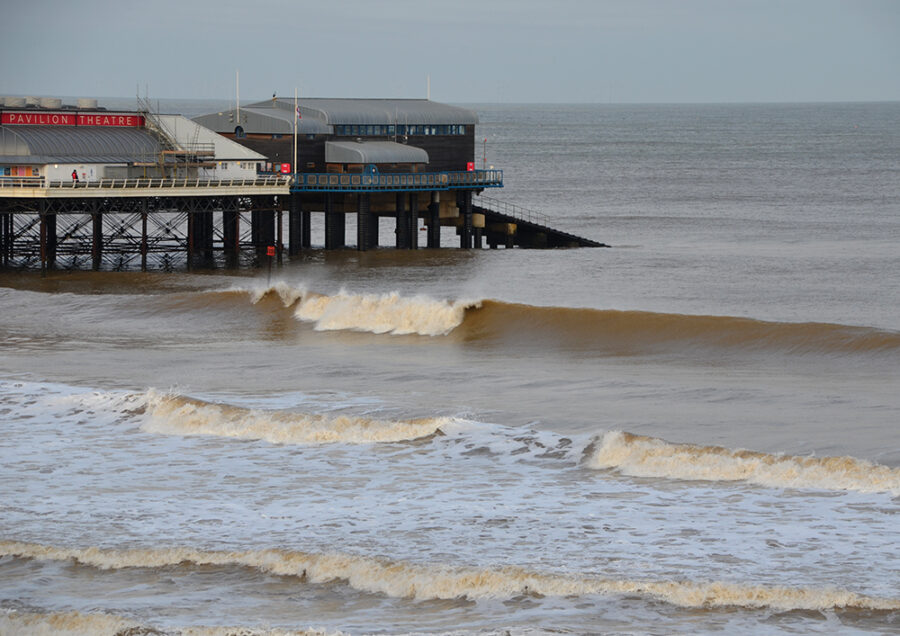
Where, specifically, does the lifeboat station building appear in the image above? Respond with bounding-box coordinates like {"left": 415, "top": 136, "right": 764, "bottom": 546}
{"left": 194, "top": 98, "right": 505, "bottom": 250}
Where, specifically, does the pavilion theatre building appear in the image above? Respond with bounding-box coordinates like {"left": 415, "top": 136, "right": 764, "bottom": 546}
{"left": 0, "top": 98, "right": 264, "bottom": 183}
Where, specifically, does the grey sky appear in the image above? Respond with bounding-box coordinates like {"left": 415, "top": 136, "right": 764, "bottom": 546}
{"left": 2, "top": 0, "right": 898, "bottom": 103}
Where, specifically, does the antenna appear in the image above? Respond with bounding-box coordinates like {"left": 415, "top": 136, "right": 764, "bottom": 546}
{"left": 236, "top": 69, "right": 240, "bottom": 127}
{"left": 426, "top": 74, "right": 431, "bottom": 100}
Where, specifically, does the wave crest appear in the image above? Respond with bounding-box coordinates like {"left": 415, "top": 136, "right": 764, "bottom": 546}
{"left": 294, "top": 290, "right": 478, "bottom": 336}
{"left": 587, "top": 431, "right": 900, "bottom": 495}
{"left": 2, "top": 541, "right": 897, "bottom": 612}
{"left": 140, "top": 390, "right": 449, "bottom": 445}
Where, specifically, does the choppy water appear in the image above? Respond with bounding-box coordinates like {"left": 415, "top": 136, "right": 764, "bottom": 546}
{"left": 1, "top": 102, "right": 899, "bottom": 635}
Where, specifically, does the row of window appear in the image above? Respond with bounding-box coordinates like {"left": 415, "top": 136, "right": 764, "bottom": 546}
{"left": 333, "top": 124, "right": 466, "bottom": 137}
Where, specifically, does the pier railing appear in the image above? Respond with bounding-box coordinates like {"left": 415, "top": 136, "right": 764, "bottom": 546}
{"left": 474, "top": 194, "right": 549, "bottom": 226}
{"left": 43, "top": 176, "right": 290, "bottom": 189}
{"left": 292, "top": 169, "right": 503, "bottom": 192}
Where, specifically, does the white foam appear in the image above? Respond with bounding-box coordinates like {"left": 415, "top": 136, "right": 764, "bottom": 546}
{"left": 587, "top": 430, "right": 900, "bottom": 495}
{"left": 140, "top": 389, "right": 451, "bottom": 445}
{"left": 294, "top": 290, "right": 478, "bottom": 336}
{"left": 3, "top": 541, "right": 898, "bottom": 612}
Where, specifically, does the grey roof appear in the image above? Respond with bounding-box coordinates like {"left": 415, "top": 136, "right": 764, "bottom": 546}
{"left": 193, "top": 105, "right": 332, "bottom": 136}
{"left": 325, "top": 140, "right": 429, "bottom": 165}
{"left": 0, "top": 125, "right": 161, "bottom": 163}
{"left": 156, "top": 115, "right": 266, "bottom": 161}
{"left": 193, "top": 97, "right": 478, "bottom": 134}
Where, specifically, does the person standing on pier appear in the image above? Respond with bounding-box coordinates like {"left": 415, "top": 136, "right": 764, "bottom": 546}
{"left": 71, "top": 169, "right": 78, "bottom": 183}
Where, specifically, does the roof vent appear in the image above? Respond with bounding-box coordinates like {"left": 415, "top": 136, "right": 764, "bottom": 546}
{"left": 40, "top": 97, "right": 62, "bottom": 109}
{"left": 77, "top": 98, "right": 98, "bottom": 109}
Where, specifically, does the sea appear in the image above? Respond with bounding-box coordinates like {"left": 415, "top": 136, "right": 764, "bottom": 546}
{"left": 1, "top": 101, "right": 899, "bottom": 635}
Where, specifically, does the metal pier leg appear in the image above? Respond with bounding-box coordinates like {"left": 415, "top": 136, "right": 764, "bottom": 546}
{"left": 288, "top": 192, "right": 301, "bottom": 256}
{"left": 276, "top": 207, "right": 283, "bottom": 264}
{"left": 324, "top": 193, "right": 344, "bottom": 250}
{"left": 141, "top": 199, "right": 148, "bottom": 271}
{"left": 408, "top": 193, "right": 418, "bottom": 250}
{"left": 91, "top": 203, "right": 102, "bottom": 270}
{"left": 186, "top": 204, "right": 194, "bottom": 271}
{"left": 427, "top": 192, "right": 440, "bottom": 248}
{"left": 46, "top": 208, "right": 57, "bottom": 269}
{"left": 357, "top": 193, "right": 371, "bottom": 252}
{"left": 395, "top": 192, "right": 409, "bottom": 249}
{"left": 459, "top": 190, "right": 473, "bottom": 249}
{"left": 39, "top": 202, "right": 47, "bottom": 274}
{"left": 301, "top": 209, "right": 311, "bottom": 248}
{"left": 223, "top": 198, "right": 239, "bottom": 266}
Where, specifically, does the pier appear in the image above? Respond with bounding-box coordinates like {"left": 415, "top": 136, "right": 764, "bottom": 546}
{"left": 0, "top": 95, "right": 605, "bottom": 271}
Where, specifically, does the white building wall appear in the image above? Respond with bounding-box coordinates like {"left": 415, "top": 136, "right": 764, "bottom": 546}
{"left": 200, "top": 161, "right": 259, "bottom": 180}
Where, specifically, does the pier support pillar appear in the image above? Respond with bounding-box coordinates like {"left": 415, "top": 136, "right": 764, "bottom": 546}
{"left": 251, "top": 198, "right": 275, "bottom": 255}
{"left": 140, "top": 199, "right": 148, "bottom": 272}
{"left": 301, "top": 209, "right": 311, "bottom": 248}
{"left": 0, "top": 212, "right": 6, "bottom": 266}
{"left": 288, "top": 192, "right": 302, "bottom": 256}
{"left": 357, "top": 193, "right": 372, "bottom": 251}
{"left": 427, "top": 192, "right": 441, "bottom": 248}
{"left": 408, "top": 193, "right": 418, "bottom": 250}
{"left": 276, "top": 207, "right": 283, "bottom": 264}
{"left": 458, "top": 191, "right": 473, "bottom": 249}
{"left": 91, "top": 202, "right": 102, "bottom": 270}
{"left": 324, "top": 194, "right": 344, "bottom": 250}
{"left": 223, "top": 197, "right": 240, "bottom": 266}
{"left": 192, "top": 202, "right": 214, "bottom": 267}
{"left": 474, "top": 227, "right": 483, "bottom": 249}
{"left": 395, "top": 193, "right": 410, "bottom": 249}
{"left": 39, "top": 203, "right": 57, "bottom": 271}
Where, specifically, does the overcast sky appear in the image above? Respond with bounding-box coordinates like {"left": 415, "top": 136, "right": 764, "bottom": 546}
{"left": 2, "top": 0, "right": 898, "bottom": 104}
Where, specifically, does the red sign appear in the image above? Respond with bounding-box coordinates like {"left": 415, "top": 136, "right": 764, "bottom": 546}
{"left": 77, "top": 113, "right": 144, "bottom": 127}
{"left": 280, "top": 163, "right": 291, "bottom": 174}
{"left": 1, "top": 111, "right": 145, "bottom": 127}
{"left": 266, "top": 246, "right": 276, "bottom": 256}
{"left": 466, "top": 161, "right": 475, "bottom": 172}
{"left": 2, "top": 112, "right": 76, "bottom": 126}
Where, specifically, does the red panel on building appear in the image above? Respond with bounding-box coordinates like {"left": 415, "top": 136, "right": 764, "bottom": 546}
{"left": 2, "top": 112, "right": 76, "bottom": 126}
{"left": 466, "top": 161, "right": 475, "bottom": 172}
{"left": 280, "top": 163, "right": 291, "bottom": 174}
{"left": 1, "top": 112, "right": 145, "bottom": 127}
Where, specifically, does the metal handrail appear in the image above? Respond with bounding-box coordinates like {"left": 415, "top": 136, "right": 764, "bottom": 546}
{"left": 292, "top": 169, "right": 503, "bottom": 192}
{"left": 474, "top": 194, "right": 549, "bottom": 226}
{"left": 7, "top": 175, "right": 293, "bottom": 190}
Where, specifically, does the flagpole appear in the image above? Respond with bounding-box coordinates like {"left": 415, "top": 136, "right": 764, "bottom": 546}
{"left": 293, "top": 87, "right": 298, "bottom": 179}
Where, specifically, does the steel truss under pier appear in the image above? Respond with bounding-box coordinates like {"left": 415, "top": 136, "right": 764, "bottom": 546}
{"left": 0, "top": 172, "right": 605, "bottom": 271}
{"left": 0, "top": 195, "right": 285, "bottom": 271}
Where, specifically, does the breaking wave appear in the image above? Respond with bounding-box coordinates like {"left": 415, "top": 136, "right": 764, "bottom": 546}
{"left": 139, "top": 389, "right": 451, "bottom": 445}
{"left": 293, "top": 290, "right": 477, "bottom": 336}
{"left": 2, "top": 541, "right": 898, "bottom": 612}
{"left": 587, "top": 431, "right": 900, "bottom": 495}
{"left": 186, "top": 284, "right": 900, "bottom": 355}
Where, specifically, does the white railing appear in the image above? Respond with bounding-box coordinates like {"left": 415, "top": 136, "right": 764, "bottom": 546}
{"left": 0, "top": 176, "right": 291, "bottom": 190}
